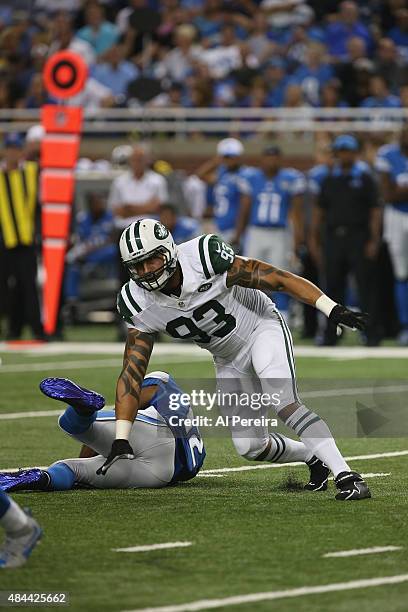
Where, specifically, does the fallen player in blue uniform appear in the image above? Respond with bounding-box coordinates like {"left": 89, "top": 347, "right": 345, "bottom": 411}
{"left": 0, "top": 372, "right": 205, "bottom": 492}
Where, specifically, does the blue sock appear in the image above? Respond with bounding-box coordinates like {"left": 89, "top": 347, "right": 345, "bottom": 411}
{"left": 59, "top": 406, "right": 96, "bottom": 435}
{"left": 47, "top": 463, "right": 76, "bottom": 491}
{"left": 395, "top": 280, "right": 408, "bottom": 328}
{"left": 273, "top": 292, "right": 290, "bottom": 314}
{"left": 0, "top": 491, "right": 11, "bottom": 518}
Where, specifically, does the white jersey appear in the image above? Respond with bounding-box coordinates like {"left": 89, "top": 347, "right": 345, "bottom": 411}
{"left": 117, "top": 235, "right": 272, "bottom": 359}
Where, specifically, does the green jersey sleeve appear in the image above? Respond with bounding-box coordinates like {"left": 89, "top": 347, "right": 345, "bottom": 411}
{"left": 198, "top": 234, "right": 235, "bottom": 279}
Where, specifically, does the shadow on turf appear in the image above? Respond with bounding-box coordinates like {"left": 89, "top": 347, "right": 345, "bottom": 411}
{"left": 277, "top": 473, "right": 306, "bottom": 493}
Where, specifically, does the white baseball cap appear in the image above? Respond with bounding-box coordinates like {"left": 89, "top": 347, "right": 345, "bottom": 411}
{"left": 26, "top": 124, "right": 45, "bottom": 143}
{"left": 217, "top": 138, "right": 244, "bottom": 157}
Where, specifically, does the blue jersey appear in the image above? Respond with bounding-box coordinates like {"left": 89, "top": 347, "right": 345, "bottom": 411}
{"left": 73, "top": 210, "right": 116, "bottom": 264}
{"left": 76, "top": 210, "right": 114, "bottom": 243}
{"left": 360, "top": 95, "right": 401, "bottom": 109}
{"left": 375, "top": 144, "right": 408, "bottom": 213}
{"left": 265, "top": 76, "right": 291, "bottom": 107}
{"left": 142, "top": 373, "right": 206, "bottom": 483}
{"left": 171, "top": 216, "right": 200, "bottom": 244}
{"left": 291, "top": 64, "right": 333, "bottom": 106}
{"left": 248, "top": 168, "right": 306, "bottom": 228}
{"left": 308, "top": 164, "right": 330, "bottom": 196}
{"left": 211, "top": 165, "right": 253, "bottom": 232}
{"left": 97, "top": 374, "right": 206, "bottom": 484}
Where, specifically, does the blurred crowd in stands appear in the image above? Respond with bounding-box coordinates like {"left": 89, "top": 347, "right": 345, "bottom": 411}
{"left": 3, "top": 1, "right": 408, "bottom": 111}
{"left": 1, "top": 1, "right": 408, "bottom": 346}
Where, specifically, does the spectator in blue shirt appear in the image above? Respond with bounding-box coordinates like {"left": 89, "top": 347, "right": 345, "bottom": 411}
{"left": 325, "top": 1, "right": 372, "bottom": 60}
{"left": 92, "top": 45, "right": 139, "bottom": 98}
{"left": 291, "top": 41, "right": 333, "bottom": 106}
{"left": 76, "top": 2, "right": 119, "bottom": 57}
{"left": 264, "top": 58, "right": 290, "bottom": 107}
{"left": 64, "top": 192, "right": 116, "bottom": 311}
{"left": 319, "top": 80, "right": 349, "bottom": 111}
{"left": 388, "top": 8, "right": 408, "bottom": 63}
{"left": 360, "top": 74, "right": 401, "bottom": 108}
{"left": 193, "top": 0, "right": 224, "bottom": 41}
{"left": 23, "top": 73, "right": 53, "bottom": 109}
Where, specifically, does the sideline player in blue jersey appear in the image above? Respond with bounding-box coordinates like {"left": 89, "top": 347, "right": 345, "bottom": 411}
{"left": 198, "top": 138, "right": 255, "bottom": 243}
{"left": 376, "top": 127, "right": 408, "bottom": 345}
{"left": 234, "top": 146, "right": 306, "bottom": 319}
{"left": 0, "top": 373, "right": 205, "bottom": 492}
{"left": 0, "top": 492, "right": 41, "bottom": 568}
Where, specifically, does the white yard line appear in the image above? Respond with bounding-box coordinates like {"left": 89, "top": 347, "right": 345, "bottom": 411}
{"left": 0, "top": 359, "right": 122, "bottom": 373}
{"left": 301, "top": 384, "right": 408, "bottom": 399}
{"left": 197, "top": 472, "right": 389, "bottom": 480}
{"left": 344, "top": 450, "right": 408, "bottom": 461}
{"left": 323, "top": 546, "right": 402, "bottom": 558}
{"left": 1, "top": 342, "right": 408, "bottom": 359}
{"left": 113, "top": 542, "right": 192, "bottom": 553}
{"left": 0, "top": 354, "right": 209, "bottom": 374}
{"left": 0, "top": 452, "right": 406, "bottom": 474}
{"left": 0, "top": 409, "right": 62, "bottom": 420}
{"left": 200, "top": 450, "right": 408, "bottom": 474}
{"left": 123, "top": 574, "right": 408, "bottom": 612}
{"left": 0, "top": 466, "right": 48, "bottom": 471}
{"left": 330, "top": 472, "right": 390, "bottom": 479}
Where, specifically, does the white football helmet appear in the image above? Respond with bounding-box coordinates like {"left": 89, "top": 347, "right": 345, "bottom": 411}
{"left": 119, "top": 219, "right": 177, "bottom": 291}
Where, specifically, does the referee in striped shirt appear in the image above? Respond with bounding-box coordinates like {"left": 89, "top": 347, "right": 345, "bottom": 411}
{"left": 0, "top": 133, "right": 44, "bottom": 340}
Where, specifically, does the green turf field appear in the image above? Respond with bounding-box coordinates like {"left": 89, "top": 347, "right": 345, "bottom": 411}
{"left": 0, "top": 344, "right": 407, "bottom": 612}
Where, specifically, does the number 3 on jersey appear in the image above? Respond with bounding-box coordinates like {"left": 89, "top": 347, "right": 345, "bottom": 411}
{"left": 166, "top": 299, "right": 236, "bottom": 343}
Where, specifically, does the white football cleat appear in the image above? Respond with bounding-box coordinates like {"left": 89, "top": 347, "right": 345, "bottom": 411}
{"left": 0, "top": 511, "right": 42, "bottom": 568}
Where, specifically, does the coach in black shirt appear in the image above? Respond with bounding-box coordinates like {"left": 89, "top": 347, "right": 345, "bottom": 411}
{"left": 310, "top": 134, "right": 382, "bottom": 345}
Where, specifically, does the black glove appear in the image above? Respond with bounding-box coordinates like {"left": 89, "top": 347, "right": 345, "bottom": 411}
{"left": 96, "top": 439, "right": 135, "bottom": 476}
{"left": 329, "top": 304, "right": 369, "bottom": 332}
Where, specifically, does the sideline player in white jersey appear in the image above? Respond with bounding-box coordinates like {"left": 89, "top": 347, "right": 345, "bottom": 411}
{"left": 98, "top": 218, "right": 371, "bottom": 500}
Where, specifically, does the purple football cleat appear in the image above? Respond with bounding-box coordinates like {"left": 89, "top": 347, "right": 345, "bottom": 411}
{"left": 0, "top": 469, "right": 47, "bottom": 492}
{"left": 39, "top": 377, "right": 105, "bottom": 412}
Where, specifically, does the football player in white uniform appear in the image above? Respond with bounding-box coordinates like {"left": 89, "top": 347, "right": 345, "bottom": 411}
{"left": 98, "top": 218, "right": 371, "bottom": 500}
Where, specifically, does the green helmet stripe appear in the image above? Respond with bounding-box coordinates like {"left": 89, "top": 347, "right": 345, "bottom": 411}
{"left": 125, "top": 226, "right": 133, "bottom": 254}
{"left": 133, "top": 220, "right": 143, "bottom": 250}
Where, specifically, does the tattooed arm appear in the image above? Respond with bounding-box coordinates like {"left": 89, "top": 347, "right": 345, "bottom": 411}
{"left": 226, "top": 256, "right": 369, "bottom": 330}
{"left": 226, "top": 256, "right": 323, "bottom": 306}
{"left": 96, "top": 328, "right": 155, "bottom": 475}
{"left": 115, "top": 328, "right": 155, "bottom": 424}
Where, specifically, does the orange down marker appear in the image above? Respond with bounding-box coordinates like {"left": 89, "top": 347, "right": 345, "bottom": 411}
{"left": 41, "top": 51, "right": 87, "bottom": 335}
